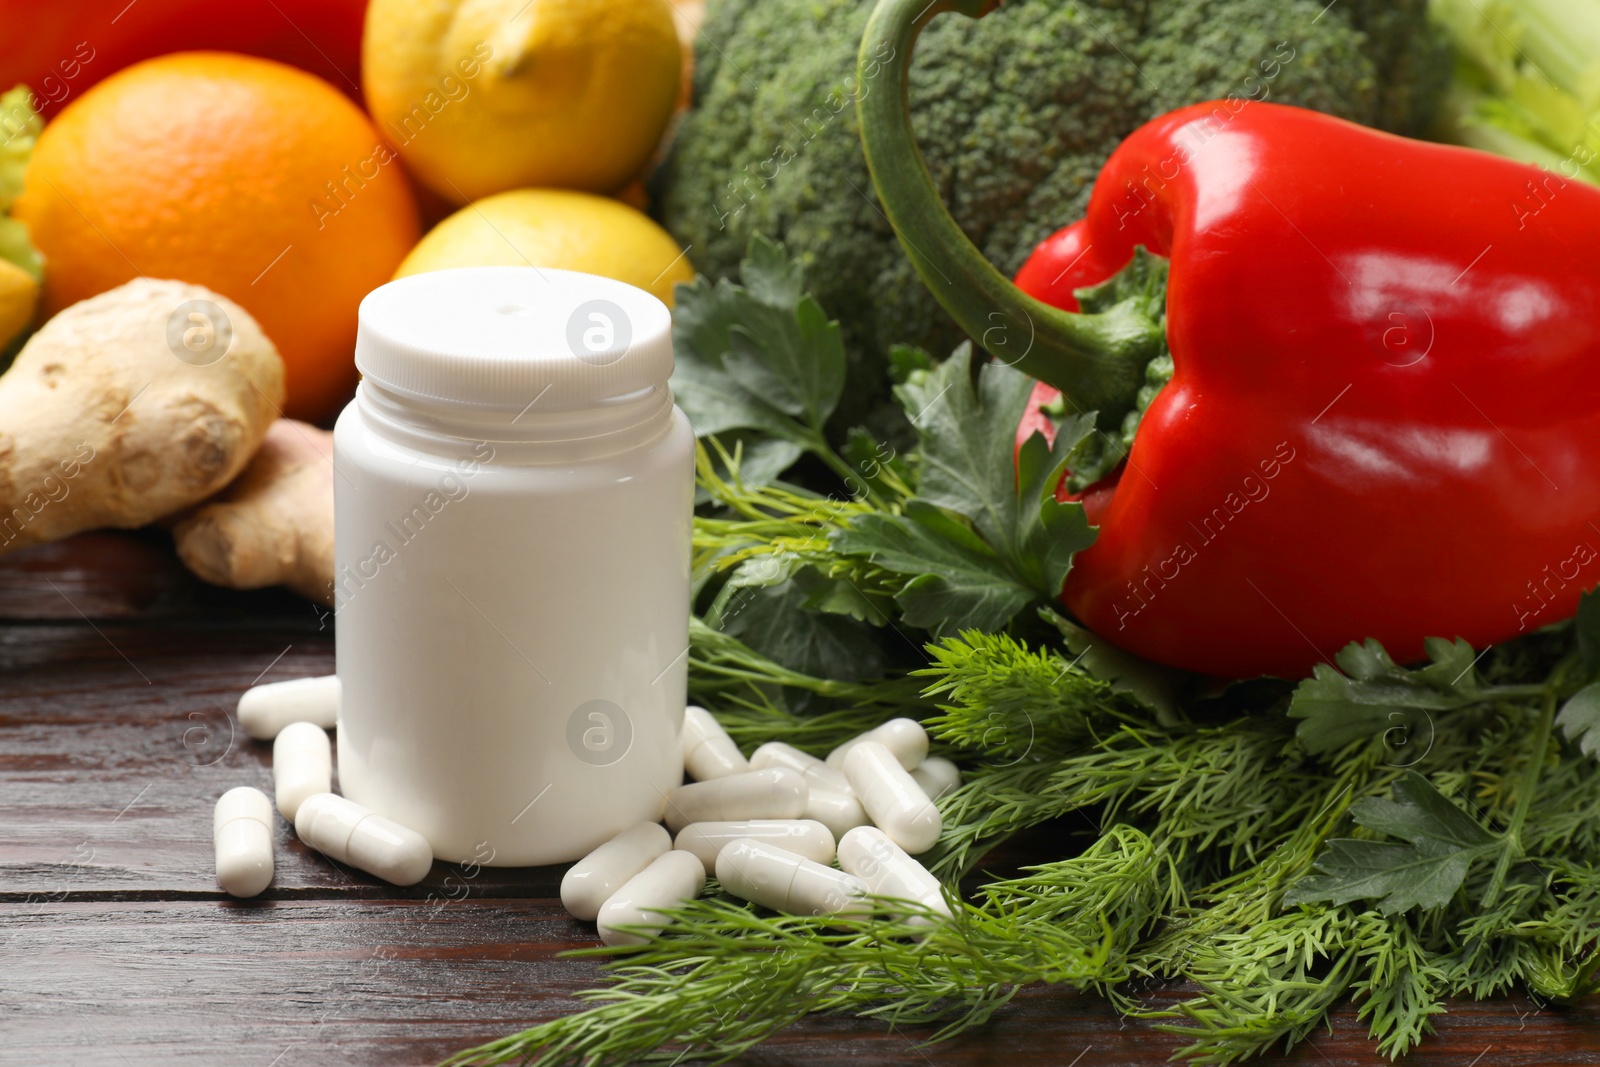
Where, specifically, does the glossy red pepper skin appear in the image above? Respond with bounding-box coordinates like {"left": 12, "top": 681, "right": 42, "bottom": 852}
{"left": 0, "top": 0, "right": 367, "bottom": 116}
{"left": 1010, "top": 100, "right": 1600, "bottom": 677}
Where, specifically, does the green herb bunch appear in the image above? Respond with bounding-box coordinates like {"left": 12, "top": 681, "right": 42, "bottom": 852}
{"left": 445, "top": 240, "right": 1600, "bottom": 1067}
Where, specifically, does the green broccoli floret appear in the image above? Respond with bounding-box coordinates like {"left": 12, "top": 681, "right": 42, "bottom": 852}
{"left": 655, "top": 0, "right": 1449, "bottom": 422}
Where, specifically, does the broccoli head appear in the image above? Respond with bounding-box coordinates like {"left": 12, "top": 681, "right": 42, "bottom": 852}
{"left": 654, "top": 0, "right": 1449, "bottom": 419}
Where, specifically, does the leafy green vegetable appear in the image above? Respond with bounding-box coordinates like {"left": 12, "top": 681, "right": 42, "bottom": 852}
{"left": 446, "top": 827, "right": 1172, "bottom": 1067}
{"left": 1287, "top": 636, "right": 1500, "bottom": 757}
{"left": 1432, "top": 0, "right": 1600, "bottom": 185}
{"left": 918, "top": 628, "right": 1140, "bottom": 762}
{"left": 685, "top": 615, "right": 927, "bottom": 753}
{"left": 832, "top": 344, "right": 1097, "bottom": 636}
{"left": 1286, "top": 772, "right": 1499, "bottom": 913}
{"left": 710, "top": 563, "right": 886, "bottom": 681}
{"left": 683, "top": 242, "right": 1101, "bottom": 671}
{"left": 1043, "top": 607, "right": 1186, "bottom": 724}
{"left": 456, "top": 611, "right": 1599, "bottom": 1066}
{"left": 1556, "top": 682, "right": 1600, "bottom": 758}
{"left": 689, "top": 439, "right": 912, "bottom": 678}
{"left": 671, "top": 235, "right": 851, "bottom": 490}
{"left": 839, "top": 506, "right": 1033, "bottom": 633}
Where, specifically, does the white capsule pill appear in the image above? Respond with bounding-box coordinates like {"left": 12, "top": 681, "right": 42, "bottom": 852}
{"left": 843, "top": 741, "right": 942, "bottom": 854}
{"left": 663, "top": 768, "right": 807, "bottom": 832}
{"left": 214, "top": 786, "right": 274, "bottom": 898}
{"left": 294, "top": 792, "right": 433, "bottom": 886}
{"left": 674, "top": 819, "right": 835, "bottom": 869}
{"left": 750, "top": 741, "right": 851, "bottom": 793}
{"left": 826, "top": 718, "right": 928, "bottom": 772}
{"left": 802, "top": 785, "right": 871, "bottom": 840}
{"left": 909, "top": 756, "right": 962, "bottom": 801}
{"left": 682, "top": 705, "right": 749, "bottom": 781}
{"left": 748, "top": 744, "right": 864, "bottom": 837}
{"left": 561, "top": 822, "right": 673, "bottom": 921}
{"left": 272, "top": 721, "right": 332, "bottom": 821}
{"left": 238, "top": 674, "right": 340, "bottom": 740}
{"left": 716, "top": 838, "right": 868, "bottom": 918}
{"left": 596, "top": 849, "right": 706, "bottom": 946}
{"left": 838, "top": 826, "right": 951, "bottom": 922}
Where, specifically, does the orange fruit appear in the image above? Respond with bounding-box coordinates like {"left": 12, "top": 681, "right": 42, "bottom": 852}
{"left": 15, "top": 52, "right": 419, "bottom": 421}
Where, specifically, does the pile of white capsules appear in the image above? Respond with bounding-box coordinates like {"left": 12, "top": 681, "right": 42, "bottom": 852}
{"left": 213, "top": 683, "right": 961, "bottom": 945}
{"left": 212, "top": 674, "right": 435, "bottom": 899}
{"left": 567, "top": 707, "right": 960, "bottom": 945}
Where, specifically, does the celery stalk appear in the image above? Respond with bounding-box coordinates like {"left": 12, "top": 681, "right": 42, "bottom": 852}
{"left": 1430, "top": 0, "right": 1600, "bottom": 185}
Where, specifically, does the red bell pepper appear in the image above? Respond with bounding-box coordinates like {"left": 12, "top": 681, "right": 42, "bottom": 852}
{"left": 859, "top": 0, "right": 1600, "bottom": 678}
{"left": 0, "top": 0, "right": 367, "bottom": 117}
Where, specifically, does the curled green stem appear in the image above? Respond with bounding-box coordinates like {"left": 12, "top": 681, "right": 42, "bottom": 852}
{"left": 856, "top": 0, "right": 1164, "bottom": 426}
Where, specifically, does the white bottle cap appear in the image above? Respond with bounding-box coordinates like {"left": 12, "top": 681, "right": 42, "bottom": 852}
{"left": 355, "top": 267, "right": 674, "bottom": 412}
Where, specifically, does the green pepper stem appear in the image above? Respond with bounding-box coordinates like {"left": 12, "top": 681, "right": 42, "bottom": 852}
{"left": 856, "top": 0, "right": 1161, "bottom": 425}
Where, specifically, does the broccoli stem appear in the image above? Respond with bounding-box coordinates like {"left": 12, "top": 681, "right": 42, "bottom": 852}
{"left": 856, "top": 0, "right": 1163, "bottom": 428}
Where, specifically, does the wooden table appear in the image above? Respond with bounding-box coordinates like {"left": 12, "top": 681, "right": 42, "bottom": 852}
{"left": 4, "top": 531, "right": 1598, "bottom": 1066}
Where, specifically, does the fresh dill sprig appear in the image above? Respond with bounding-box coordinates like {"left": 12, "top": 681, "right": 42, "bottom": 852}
{"left": 918, "top": 629, "right": 1144, "bottom": 759}
{"left": 921, "top": 761, "right": 1077, "bottom": 879}
{"left": 686, "top": 616, "right": 929, "bottom": 751}
{"left": 448, "top": 619, "right": 1600, "bottom": 1067}
{"left": 443, "top": 829, "right": 1167, "bottom": 1067}
{"left": 556, "top": 607, "right": 1599, "bottom": 1067}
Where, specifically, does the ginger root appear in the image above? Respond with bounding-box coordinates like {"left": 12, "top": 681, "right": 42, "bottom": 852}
{"left": 172, "top": 419, "right": 334, "bottom": 606}
{"left": 0, "top": 278, "right": 283, "bottom": 553}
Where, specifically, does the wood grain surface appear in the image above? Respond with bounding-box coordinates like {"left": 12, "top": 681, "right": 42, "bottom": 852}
{"left": 3, "top": 531, "right": 1597, "bottom": 1066}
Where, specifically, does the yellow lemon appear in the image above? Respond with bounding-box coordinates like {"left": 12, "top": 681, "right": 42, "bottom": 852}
{"left": 395, "top": 189, "right": 695, "bottom": 307}
{"left": 0, "top": 258, "right": 37, "bottom": 348}
{"left": 364, "top": 0, "right": 682, "bottom": 202}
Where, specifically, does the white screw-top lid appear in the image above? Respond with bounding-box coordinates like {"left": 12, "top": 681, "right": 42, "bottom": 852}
{"left": 355, "top": 267, "right": 673, "bottom": 412}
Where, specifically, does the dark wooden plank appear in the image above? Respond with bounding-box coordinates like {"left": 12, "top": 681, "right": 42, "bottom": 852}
{"left": 5, "top": 898, "right": 1598, "bottom": 1067}
{"left": 0, "top": 530, "right": 313, "bottom": 621}
{"left": 0, "top": 616, "right": 1051, "bottom": 900}
{"left": 0, "top": 621, "right": 571, "bottom": 898}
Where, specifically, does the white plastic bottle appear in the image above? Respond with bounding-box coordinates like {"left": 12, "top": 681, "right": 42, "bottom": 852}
{"left": 334, "top": 267, "right": 694, "bottom": 866}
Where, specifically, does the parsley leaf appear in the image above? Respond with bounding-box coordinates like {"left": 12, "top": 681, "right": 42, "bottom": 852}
{"left": 842, "top": 505, "right": 1034, "bottom": 633}
{"left": 711, "top": 560, "right": 886, "bottom": 682}
{"left": 1286, "top": 771, "right": 1499, "bottom": 914}
{"left": 1287, "top": 637, "right": 1480, "bottom": 757}
{"left": 671, "top": 235, "right": 846, "bottom": 483}
{"left": 1556, "top": 681, "right": 1600, "bottom": 759}
{"left": 831, "top": 344, "right": 1098, "bottom": 637}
